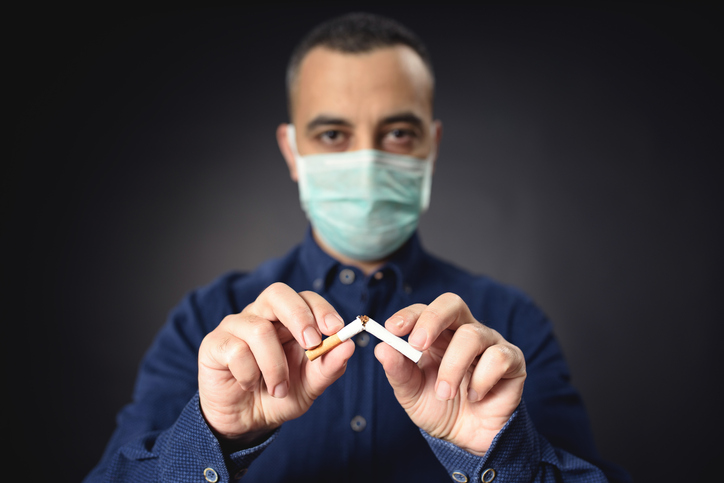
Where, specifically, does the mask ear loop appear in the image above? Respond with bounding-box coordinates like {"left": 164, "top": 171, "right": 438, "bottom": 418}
{"left": 286, "top": 124, "right": 309, "bottom": 201}
{"left": 420, "top": 123, "right": 438, "bottom": 212}
{"left": 286, "top": 124, "right": 299, "bottom": 156}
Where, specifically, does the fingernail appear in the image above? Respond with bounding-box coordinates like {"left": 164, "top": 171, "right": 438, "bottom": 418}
{"left": 409, "top": 328, "right": 427, "bottom": 350}
{"left": 467, "top": 387, "right": 479, "bottom": 402}
{"left": 303, "top": 326, "right": 322, "bottom": 348}
{"left": 436, "top": 380, "right": 451, "bottom": 400}
{"left": 272, "top": 381, "right": 288, "bottom": 398}
{"left": 389, "top": 315, "right": 405, "bottom": 330}
{"left": 325, "top": 313, "right": 344, "bottom": 332}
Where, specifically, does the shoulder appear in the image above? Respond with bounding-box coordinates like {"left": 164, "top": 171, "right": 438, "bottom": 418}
{"left": 421, "top": 251, "right": 532, "bottom": 308}
{"left": 418, "top": 251, "right": 543, "bottom": 338}
{"left": 176, "top": 245, "right": 305, "bottom": 332}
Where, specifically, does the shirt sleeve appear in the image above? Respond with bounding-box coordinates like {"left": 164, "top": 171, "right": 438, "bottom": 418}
{"left": 420, "top": 400, "right": 614, "bottom": 482}
{"left": 83, "top": 278, "right": 276, "bottom": 482}
{"left": 84, "top": 391, "right": 276, "bottom": 482}
{"left": 424, "top": 287, "right": 631, "bottom": 483}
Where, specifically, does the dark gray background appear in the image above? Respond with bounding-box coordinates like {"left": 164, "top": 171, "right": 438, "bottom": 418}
{"left": 5, "top": 5, "right": 722, "bottom": 482}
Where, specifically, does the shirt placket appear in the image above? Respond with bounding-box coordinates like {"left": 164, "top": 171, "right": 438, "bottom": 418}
{"left": 325, "top": 264, "right": 407, "bottom": 482}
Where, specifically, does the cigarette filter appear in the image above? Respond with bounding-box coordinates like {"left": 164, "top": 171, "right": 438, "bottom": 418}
{"left": 305, "top": 317, "right": 364, "bottom": 361}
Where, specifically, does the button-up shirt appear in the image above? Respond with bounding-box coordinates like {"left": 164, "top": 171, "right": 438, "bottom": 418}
{"left": 84, "top": 230, "right": 630, "bottom": 482}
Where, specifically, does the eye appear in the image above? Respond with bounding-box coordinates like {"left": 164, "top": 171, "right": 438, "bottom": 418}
{"left": 385, "top": 128, "right": 416, "bottom": 142}
{"left": 319, "top": 130, "right": 344, "bottom": 144}
{"left": 382, "top": 128, "right": 418, "bottom": 152}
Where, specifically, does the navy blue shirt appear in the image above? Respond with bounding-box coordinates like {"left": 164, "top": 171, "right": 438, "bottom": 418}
{"left": 85, "top": 230, "right": 630, "bottom": 482}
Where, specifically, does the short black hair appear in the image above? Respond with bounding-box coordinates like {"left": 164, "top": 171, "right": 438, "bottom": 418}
{"left": 286, "top": 12, "right": 434, "bottom": 113}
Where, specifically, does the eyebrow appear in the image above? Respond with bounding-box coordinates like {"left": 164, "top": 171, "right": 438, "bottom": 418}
{"left": 306, "top": 115, "right": 353, "bottom": 133}
{"left": 305, "top": 112, "right": 425, "bottom": 134}
{"left": 380, "top": 112, "right": 424, "bottom": 129}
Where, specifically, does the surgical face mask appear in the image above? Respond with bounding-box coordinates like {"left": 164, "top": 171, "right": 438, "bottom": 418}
{"left": 287, "top": 124, "right": 435, "bottom": 261}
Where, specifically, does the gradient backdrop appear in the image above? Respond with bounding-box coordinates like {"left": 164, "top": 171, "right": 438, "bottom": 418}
{"left": 5, "top": 5, "right": 723, "bottom": 482}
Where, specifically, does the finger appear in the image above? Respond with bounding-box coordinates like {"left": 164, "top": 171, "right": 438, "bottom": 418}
{"left": 467, "top": 343, "right": 526, "bottom": 403}
{"left": 230, "top": 314, "right": 290, "bottom": 398}
{"left": 384, "top": 304, "right": 427, "bottom": 336}
{"left": 198, "top": 328, "right": 261, "bottom": 391}
{"left": 304, "top": 339, "right": 356, "bottom": 398}
{"left": 252, "top": 282, "right": 322, "bottom": 349}
{"left": 297, "top": 291, "right": 344, "bottom": 335}
{"left": 225, "top": 338, "right": 261, "bottom": 391}
{"left": 434, "top": 323, "right": 489, "bottom": 400}
{"left": 275, "top": 324, "right": 294, "bottom": 345}
{"left": 374, "top": 342, "right": 425, "bottom": 404}
{"left": 408, "top": 293, "right": 472, "bottom": 351}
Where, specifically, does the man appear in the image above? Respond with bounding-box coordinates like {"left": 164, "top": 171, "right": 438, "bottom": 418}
{"left": 85, "top": 13, "right": 629, "bottom": 482}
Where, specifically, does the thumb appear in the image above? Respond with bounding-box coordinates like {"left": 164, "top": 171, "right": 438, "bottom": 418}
{"left": 303, "top": 339, "right": 355, "bottom": 398}
{"left": 374, "top": 343, "right": 425, "bottom": 404}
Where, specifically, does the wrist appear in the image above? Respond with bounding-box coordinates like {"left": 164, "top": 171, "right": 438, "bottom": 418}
{"left": 198, "top": 398, "right": 279, "bottom": 451}
{"left": 216, "top": 428, "right": 276, "bottom": 453}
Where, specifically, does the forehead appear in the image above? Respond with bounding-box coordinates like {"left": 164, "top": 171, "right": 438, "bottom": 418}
{"left": 292, "top": 45, "right": 433, "bottom": 123}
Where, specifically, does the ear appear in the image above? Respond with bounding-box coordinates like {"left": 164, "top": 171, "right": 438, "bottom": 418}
{"left": 276, "top": 123, "right": 298, "bottom": 182}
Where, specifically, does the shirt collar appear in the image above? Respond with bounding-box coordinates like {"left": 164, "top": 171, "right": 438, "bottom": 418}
{"left": 298, "top": 226, "right": 426, "bottom": 295}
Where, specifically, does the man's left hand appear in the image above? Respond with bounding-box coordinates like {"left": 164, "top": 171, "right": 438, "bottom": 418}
{"left": 374, "top": 293, "right": 526, "bottom": 456}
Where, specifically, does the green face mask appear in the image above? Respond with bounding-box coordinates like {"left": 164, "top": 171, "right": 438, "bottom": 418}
{"left": 287, "top": 125, "right": 435, "bottom": 262}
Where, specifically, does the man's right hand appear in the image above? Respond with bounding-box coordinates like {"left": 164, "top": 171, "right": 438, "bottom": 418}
{"left": 198, "top": 282, "right": 354, "bottom": 447}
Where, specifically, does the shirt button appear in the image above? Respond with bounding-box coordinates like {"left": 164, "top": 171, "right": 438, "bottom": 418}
{"left": 481, "top": 468, "right": 497, "bottom": 482}
{"left": 204, "top": 468, "right": 219, "bottom": 482}
{"left": 350, "top": 415, "right": 367, "bottom": 432}
{"left": 452, "top": 471, "right": 469, "bottom": 482}
{"left": 312, "top": 278, "right": 324, "bottom": 291}
{"left": 355, "top": 332, "right": 370, "bottom": 347}
{"left": 403, "top": 283, "right": 412, "bottom": 294}
{"left": 339, "top": 269, "right": 355, "bottom": 284}
{"left": 373, "top": 271, "right": 384, "bottom": 280}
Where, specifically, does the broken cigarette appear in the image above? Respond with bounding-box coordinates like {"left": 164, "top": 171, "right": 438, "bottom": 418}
{"left": 363, "top": 317, "right": 422, "bottom": 363}
{"left": 305, "top": 317, "right": 364, "bottom": 361}
{"left": 305, "top": 315, "right": 422, "bottom": 363}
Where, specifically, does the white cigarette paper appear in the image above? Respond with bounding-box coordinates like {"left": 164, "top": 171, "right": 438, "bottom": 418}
{"left": 363, "top": 317, "right": 422, "bottom": 363}
{"left": 305, "top": 318, "right": 364, "bottom": 361}
{"left": 306, "top": 316, "right": 422, "bottom": 363}
{"left": 336, "top": 318, "right": 365, "bottom": 341}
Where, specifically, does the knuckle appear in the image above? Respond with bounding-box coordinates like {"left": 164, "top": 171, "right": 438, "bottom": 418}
{"left": 441, "top": 292, "right": 465, "bottom": 309}
{"left": 216, "top": 335, "right": 232, "bottom": 354}
{"left": 220, "top": 313, "right": 240, "bottom": 327}
{"left": 423, "top": 306, "right": 444, "bottom": 325}
{"left": 407, "top": 303, "right": 428, "bottom": 314}
{"left": 224, "top": 339, "right": 250, "bottom": 359}
{"left": 248, "top": 319, "right": 277, "bottom": 340}
{"left": 238, "top": 305, "right": 253, "bottom": 318}
{"left": 490, "top": 344, "right": 514, "bottom": 366}
{"left": 237, "top": 380, "right": 256, "bottom": 392}
{"left": 265, "top": 282, "right": 288, "bottom": 298}
{"left": 395, "top": 304, "right": 426, "bottom": 323}
{"left": 486, "top": 326, "right": 502, "bottom": 339}
{"left": 288, "top": 305, "right": 314, "bottom": 326}
{"left": 300, "top": 291, "right": 330, "bottom": 312}
{"left": 237, "top": 370, "right": 260, "bottom": 390}
{"left": 202, "top": 327, "right": 228, "bottom": 347}
{"left": 512, "top": 346, "right": 527, "bottom": 374}
{"left": 455, "top": 323, "right": 480, "bottom": 340}
{"left": 442, "top": 352, "right": 467, "bottom": 373}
